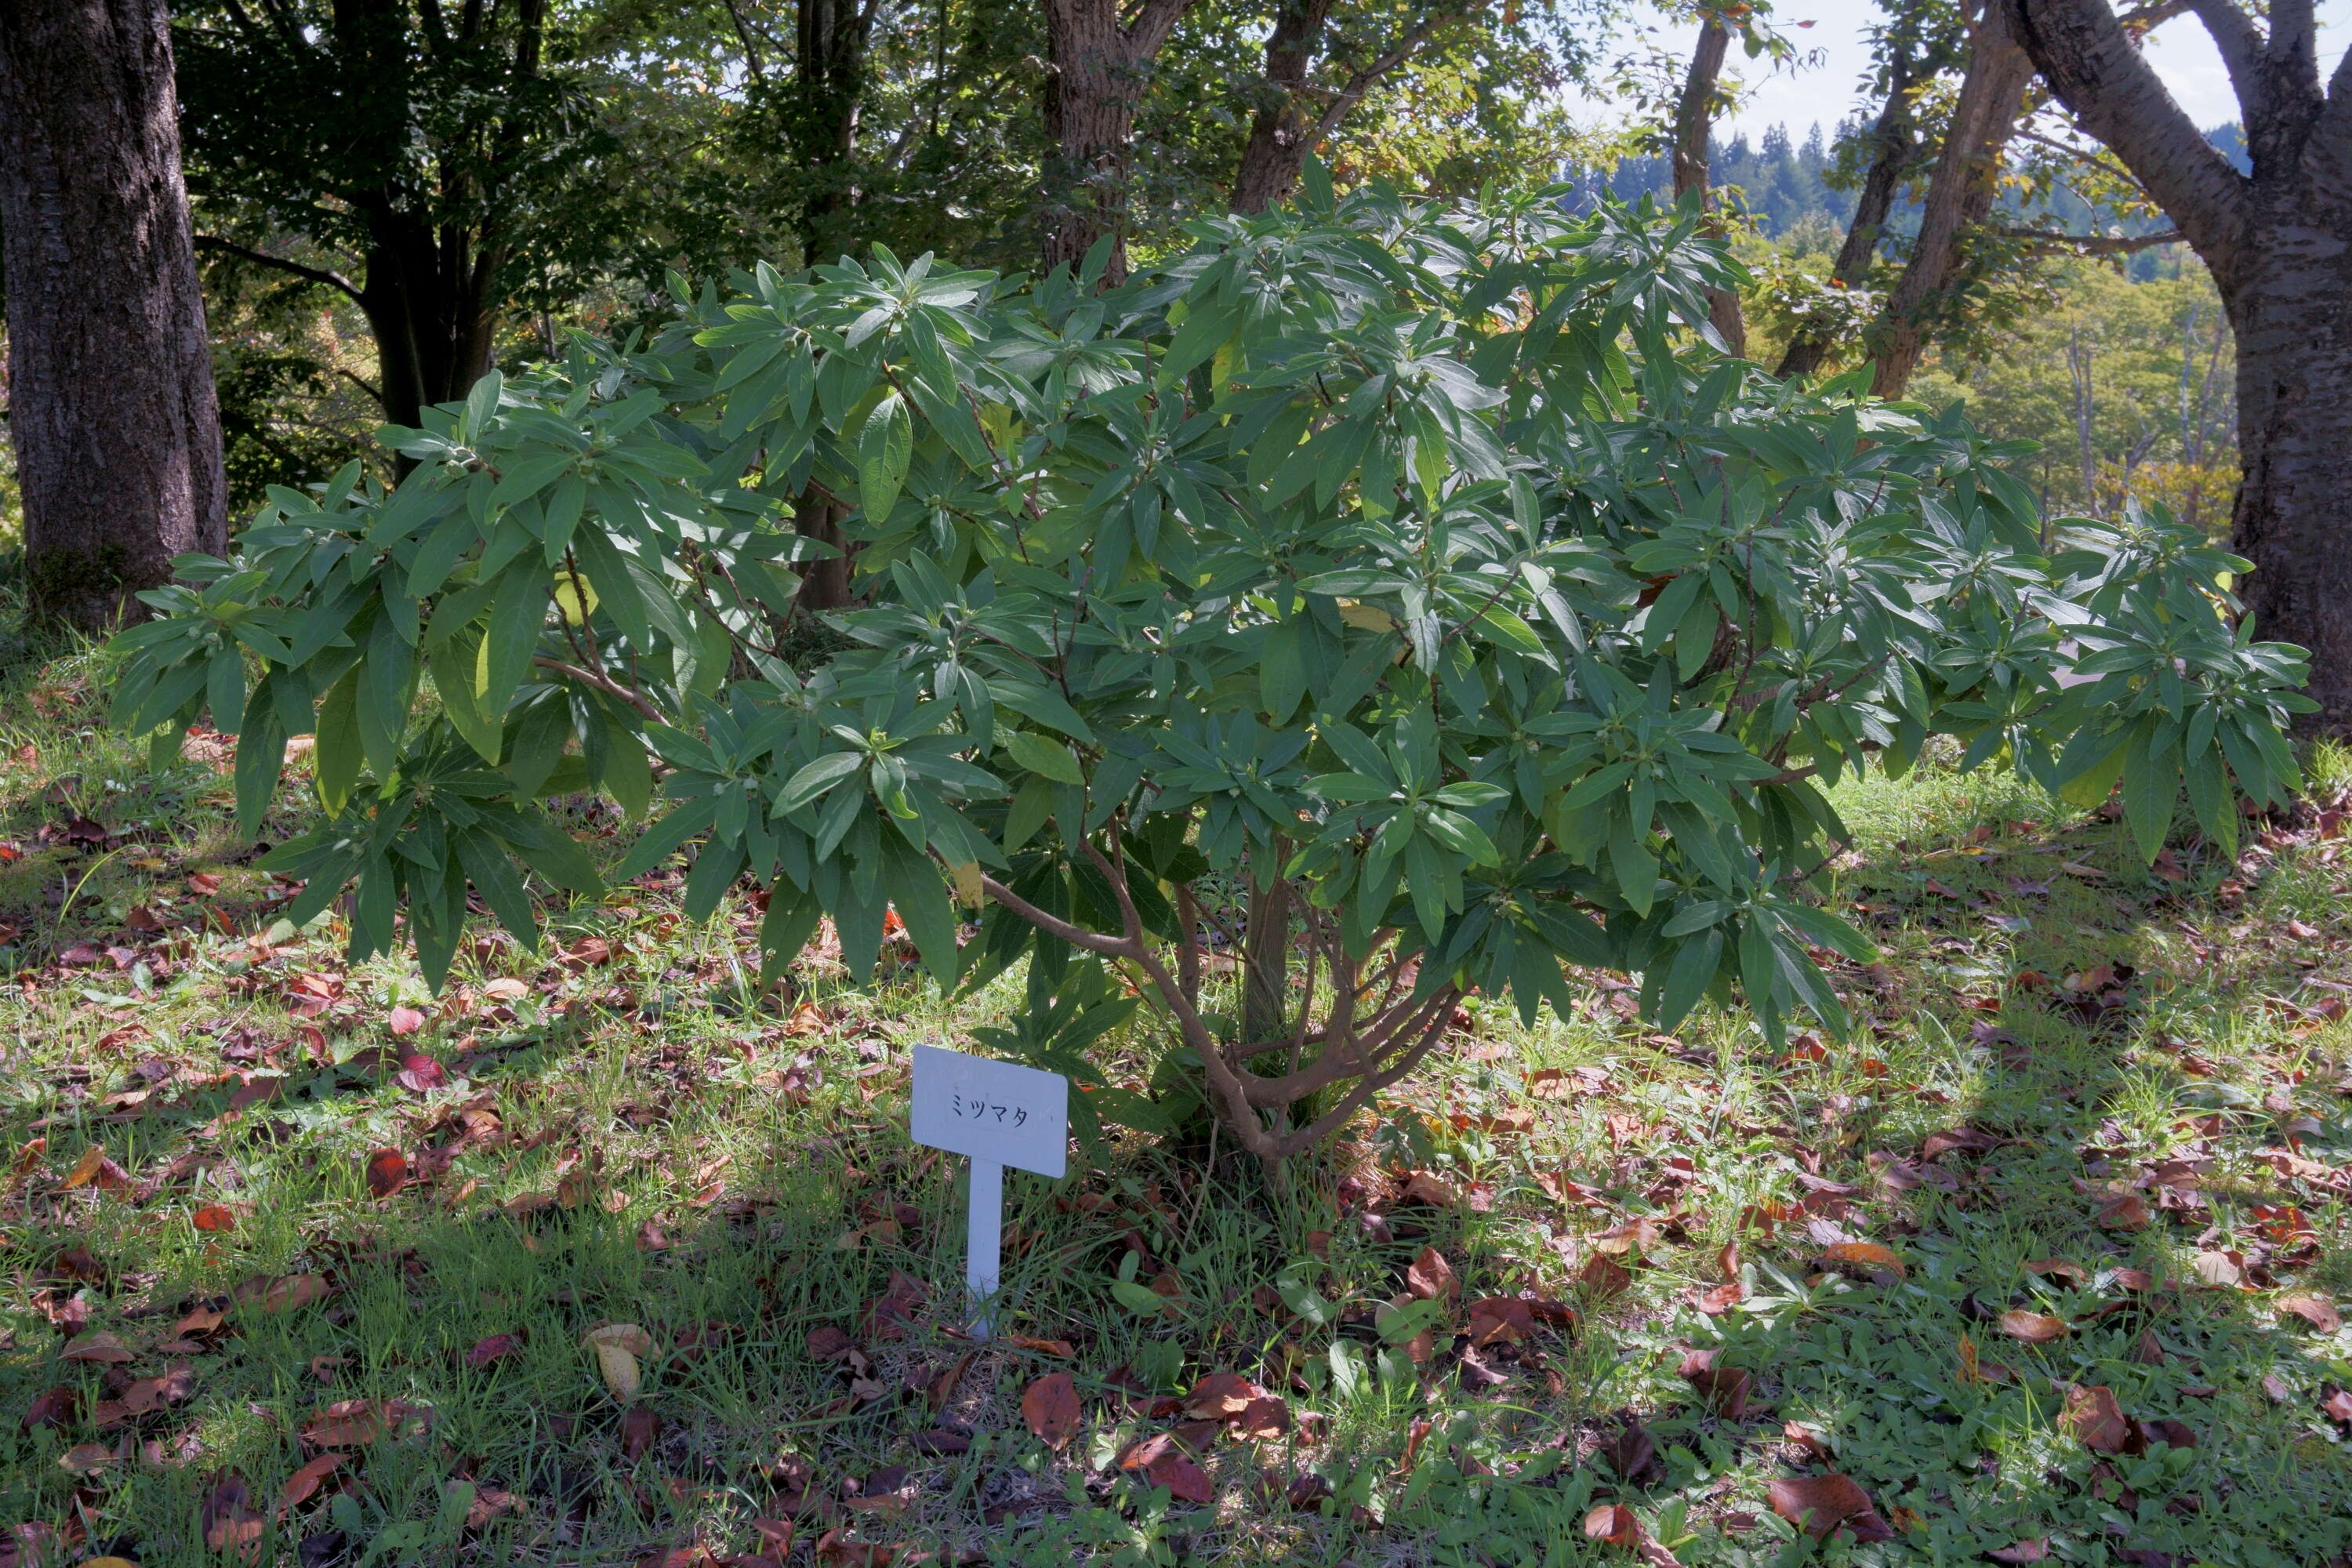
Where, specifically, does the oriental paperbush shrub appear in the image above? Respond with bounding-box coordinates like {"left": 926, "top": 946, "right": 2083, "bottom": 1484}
{"left": 108, "top": 178, "right": 2310, "bottom": 1160}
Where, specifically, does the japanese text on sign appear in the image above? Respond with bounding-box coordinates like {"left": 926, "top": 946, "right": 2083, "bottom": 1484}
{"left": 909, "top": 1044, "right": 1068, "bottom": 1178}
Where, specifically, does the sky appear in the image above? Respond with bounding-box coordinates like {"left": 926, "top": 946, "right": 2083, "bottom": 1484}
{"left": 1621, "top": 0, "right": 2352, "bottom": 141}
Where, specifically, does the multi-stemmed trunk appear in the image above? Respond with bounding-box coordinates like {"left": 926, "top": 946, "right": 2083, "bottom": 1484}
{"left": 0, "top": 0, "right": 227, "bottom": 630}
{"left": 1777, "top": 8, "right": 1945, "bottom": 379}
{"left": 1228, "top": 0, "right": 1454, "bottom": 216}
{"left": 2008, "top": 0, "right": 2352, "bottom": 728}
{"left": 1868, "top": 0, "right": 2034, "bottom": 397}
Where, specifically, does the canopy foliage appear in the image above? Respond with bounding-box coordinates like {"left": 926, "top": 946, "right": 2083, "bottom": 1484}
{"left": 108, "top": 185, "right": 2310, "bottom": 1159}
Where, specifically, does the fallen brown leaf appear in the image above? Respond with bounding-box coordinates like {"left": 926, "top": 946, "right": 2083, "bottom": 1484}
{"left": 1021, "top": 1371, "right": 1081, "bottom": 1450}
{"left": 1766, "top": 1474, "right": 1894, "bottom": 1542}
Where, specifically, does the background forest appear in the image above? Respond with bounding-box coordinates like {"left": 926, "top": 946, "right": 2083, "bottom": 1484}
{"left": 0, "top": 0, "right": 2246, "bottom": 536}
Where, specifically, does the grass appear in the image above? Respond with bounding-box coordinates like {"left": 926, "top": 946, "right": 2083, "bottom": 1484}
{"left": 1, "top": 630, "right": 2350, "bottom": 1568}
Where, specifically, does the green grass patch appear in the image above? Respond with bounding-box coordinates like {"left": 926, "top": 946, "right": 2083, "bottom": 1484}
{"left": 0, "top": 641, "right": 2347, "bottom": 1567}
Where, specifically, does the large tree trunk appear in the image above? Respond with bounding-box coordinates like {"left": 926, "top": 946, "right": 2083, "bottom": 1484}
{"left": 2221, "top": 226, "right": 2352, "bottom": 726}
{"left": 0, "top": 0, "right": 227, "bottom": 630}
{"left": 1040, "top": 0, "right": 1192, "bottom": 282}
{"left": 1670, "top": 13, "right": 1747, "bottom": 358}
{"left": 2007, "top": 0, "right": 2352, "bottom": 725}
{"left": 1777, "top": 31, "right": 1928, "bottom": 379}
{"left": 1231, "top": 0, "right": 1334, "bottom": 214}
{"left": 1869, "top": 0, "right": 2034, "bottom": 397}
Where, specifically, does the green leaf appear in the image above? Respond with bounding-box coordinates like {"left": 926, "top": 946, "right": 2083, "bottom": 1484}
{"left": 314, "top": 666, "right": 362, "bottom": 816}
{"left": 857, "top": 390, "right": 913, "bottom": 521}
{"left": 1004, "top": 730, "right": 1084, "bottom": 786}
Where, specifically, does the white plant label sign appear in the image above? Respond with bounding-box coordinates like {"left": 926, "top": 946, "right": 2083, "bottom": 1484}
{"left": 909, "top": 1044, "right": 1067, "bottom": 1337}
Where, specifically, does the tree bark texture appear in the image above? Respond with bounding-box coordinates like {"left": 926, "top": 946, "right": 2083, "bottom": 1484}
{"left": 1040, "top": 0, "right": 1194, "bottom": 282}
{"left": 2008, "top": 0, "right": 2352, "bottom": 727}
{"left": 0, "top": 0, "right": 227, "bottom": 630}
{"left": 1777, "top": 23, "right": 1933, "bottom": 379}
{"left": 1232, "top": 0, "right": 1336, "bottom": 214}
{"left": 1228, "top": 0, "right": 1450, "bottom": 214}
{"left": 1869, "top": 0, "right": 2034, "bottom": 397}
{"left": 789, "top": 0, "right": 879, "bottom": 261}
{"left": 1670, "top": 13, "right": 1747, "bottom": 358}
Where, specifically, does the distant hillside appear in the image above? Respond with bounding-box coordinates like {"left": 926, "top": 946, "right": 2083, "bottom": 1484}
{"left": 1566, "top": 121, "right": 2249, "bottom": 258}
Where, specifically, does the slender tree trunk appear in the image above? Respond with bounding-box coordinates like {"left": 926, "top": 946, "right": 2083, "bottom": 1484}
{"left": 1869, "top": 0, "right": 2033, "bottom": 397}
{"left": 790, "top": 0, "right": 876, "bottom": 262}
{"left": 2006, "top": 0, "right": 2352, "bottom": 726}
{"left": 1232, "top": 0, "right": 1334, "bottom": 214}
{"left": 0, "top": 0, "right": 227, "bottom": 630}
{"left": 1777, "top": 45, "right": 1923, "bottom": 379}
{"left": 793, "top": 489, "right": 854, "bottom": 612}
{"left": 1670, "top": 12, "right": 1746, "bottom": 358}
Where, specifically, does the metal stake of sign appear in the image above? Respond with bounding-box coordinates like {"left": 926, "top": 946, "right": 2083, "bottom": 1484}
{"left": 909, "top": 1044, "right": 1068, "bottom": 1341}
{"left": 966, "top": 1157, "right": 1003, "bottom": 1335}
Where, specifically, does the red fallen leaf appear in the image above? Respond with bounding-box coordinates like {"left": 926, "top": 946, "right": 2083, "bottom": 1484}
{"left": 1580, "top": 1252, "right": 1633, "bottom": 1298}
{"left": 1004, "top": 1334, "right": 1075, "bottom": 1359}
{"left": 1678, "top": 1349, "right": 1751, "bottom": 1418}
{"left": 56, "top": 1143, "right": 132, "bottom": 1192}
{"left": 1399, "top": 1169, "right": 1463, "bottom": 1208}
{"left": 191, "top": 1203, "right": 238, "bottom": 1232}
{"left": 1583, "top": 1502, "right": 1684, "bottom": 1565}
{"left": 2098, "top": 1192, "right": 2151, "bottom": 1230}
{"left": 1817, "top": 1241, "right": 1907, "bottom": 1279}
{"left": 1022, "top": 1371, "right": 1081, "bottom": 1450}
{"left": 752, "top": 1519, "right": 797, "bottom": 1559}
{"left": 1183, "top": 1371, "right": 1259, "bottom": 1420}
{"left": 2059, "top": 1384, "right": 2136, "bottom": 1454}
{"left": 1782, "top": 1421, "right": 1830, "bottom": 1457}
{"left": 466, "top": 1333, "right": 523, "bottom": 1369}
{"left": 811, "top": 1528, "right": 897, "bottom": 1567}
{"left": 365, "top": 1149, "right": 408, "bottom": 1200}
{"left": 118, "top": 1365, "right": 196, "bottom": 1415}
{"left": 1465, "top": 1297, "right": 1534, "bottom": 1345}
{"left": 1767, "top": 1474, "right": 1893, "bottom": 1541}
{"left": 1405, "top": 1245, "right": 1457, "bottom": 1301}
{"left": 1142, "top": 1443, "right": 1213, "bottom": 1504}
{"left": 22, "top": 1386, "right": 77, "bottom": 1430}
{"left": 1998, "top": 1310, "right": 2069, "bottom": 1344}
{"left": 1602, "top": 1421, "right": 1660, "bottom": 1483}
{"left": 1988, "top": 1541, "right": 2050, "bottom": 1565}
{"left": 620, "top": 1405, "right": 664, "bottom": 1461}
{"left": 279, "top": 1452, "right": 343, "bottom": 1512}
{"left": 237, "top": 1272, "right": 331, "bottom": 1314}
{"left": 1232, "top": 1395, "right": 1289, "bottom": 1440}
{"left": 861, "top": 1270, "right": 924, "bottom": 1341}
{"left": 300, "top": 1397, "right": 429, "bottom": 1449}
{"left": 2323, "top": 1388, "right": 2352, "bottom": 1425}
{"left": 394, "top": 1054, "right": 447, "bottom": 1092}
{"left": 2023, "top": 1258, "right": 2086, "bottom": 1287}
{"left": 202, "top": 1472, "right": 266, "bottom": 1554}
{"left": 61, "top": 1330, "right": 136, "bottom": 1363}
{"left": 387, "top": 1005, "right": 427, "bottom": 1036}
{"left": 2279, "top": 1293, "right": 2344, "bottom": 1332}
{"left": 806, "top": 1325, "right": 856, "bottom": 1363}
